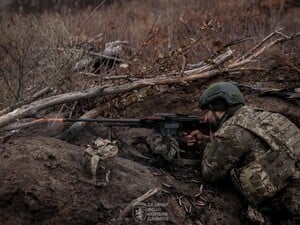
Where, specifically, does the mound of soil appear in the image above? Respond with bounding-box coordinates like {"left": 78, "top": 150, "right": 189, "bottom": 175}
{"left": 0, "top": 135, "right": 245, "bottom": 225}
{"left": 0, "top": 137, "right": 159, "bottom": 225}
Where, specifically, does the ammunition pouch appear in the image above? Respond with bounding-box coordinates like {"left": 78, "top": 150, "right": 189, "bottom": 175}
{"left": 84, "top": 137, "right": 118, "bottom": 186}
{"left": 224, "top": 106, "right": 299, "bottom": 205}
{"left": 234, "top": 149, "right": 296, "bottom": 205}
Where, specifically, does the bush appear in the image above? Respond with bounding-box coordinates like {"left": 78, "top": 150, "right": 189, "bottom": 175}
{"left": 0, "top": 0, "right": 298, "bottom": 110}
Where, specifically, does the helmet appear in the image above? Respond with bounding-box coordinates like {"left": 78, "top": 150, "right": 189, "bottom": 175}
{"left": 199, "top": 82, "right": 245, "bottom": 110}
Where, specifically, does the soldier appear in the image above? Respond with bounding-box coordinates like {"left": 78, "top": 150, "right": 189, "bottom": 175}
{"left": 147, "top": 81, "right": 299, "bottom": 224}
{"left": 184, "top": 82, "right": 300, "bottom": 225}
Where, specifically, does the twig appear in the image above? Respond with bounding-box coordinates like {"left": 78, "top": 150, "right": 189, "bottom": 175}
{"left": 119, "top": 188, "right": 159, "bottom": 219}
{"left": 179, "top": 55, "right": 187, "bottom": 78}
{"left": 72, "top": 49, "right": 128, "bottom": 63}
{"left": 229, "top": 32, "right": 300, "bottom": 69}
{"left": 228, "top": 67, "right": 267, "bottom": 72}
{"left": 77, "top": 0, "right": 107, "bottom": 34}
{"left": 78, "top": 72, "right": 99, "bottom": 77}
{"left": 223, "top": 37, "right": 255, "bottom": 49}
{"left": 103, "top": 75, "right": 131, "bottom": 80}
{"left": 133, "top": 13, "right": 160, "bottom": 57}
{"left": 236, "top": 27, "right": 284, "bottom": 62}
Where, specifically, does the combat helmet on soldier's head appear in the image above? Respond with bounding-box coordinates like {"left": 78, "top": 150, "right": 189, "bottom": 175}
{"left": 199, "top": 82, "right": 245, "bottom": 111}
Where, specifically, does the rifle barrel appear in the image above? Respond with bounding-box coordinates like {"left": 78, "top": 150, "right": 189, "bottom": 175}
{"left": 63, "top": 118, "right": 142, "bottom": 127}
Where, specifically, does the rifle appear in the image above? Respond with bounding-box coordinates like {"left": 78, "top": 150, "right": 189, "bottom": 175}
{"left": 63, "top": 113, "right": 209, "bottom": 141}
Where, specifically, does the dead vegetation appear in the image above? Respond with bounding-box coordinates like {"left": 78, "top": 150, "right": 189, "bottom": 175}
{"left": 1, "top": 29, "right": 299, "bottom": 133}
{"left": 0, "top": 0, "right": 299, "bottom": 122}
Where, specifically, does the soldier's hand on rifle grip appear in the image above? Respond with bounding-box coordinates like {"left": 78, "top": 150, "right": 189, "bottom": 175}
{"left": 183, "top": 130, "right": 209, "bottom": 147}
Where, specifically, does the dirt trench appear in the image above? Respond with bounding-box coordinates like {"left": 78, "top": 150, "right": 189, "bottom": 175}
{"left": 0, "top": 58, "right": 299, "bottom": 225}
{"left": 0, "top": 135, "right": 244, "bottom": 225}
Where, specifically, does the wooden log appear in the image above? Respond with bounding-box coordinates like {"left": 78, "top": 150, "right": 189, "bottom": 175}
{"left": 184, "top": 49, "right": 233, "bottom": 75}
{"left": 57, "top": 107, "right": 103, "bottom": 141}
{"left": 0, "top": 118, "right": 49, "bottom": 132}
{"left": 0, "top": 50, "right": 233, "bottom": 130}
{"left": 0, "top": 87, "right": 54, "bottom": 116}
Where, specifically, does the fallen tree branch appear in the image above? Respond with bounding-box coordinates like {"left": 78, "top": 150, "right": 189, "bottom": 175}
{"left": 0, "top": 118, "right": 49, "bottom": 132}
{"left": 0, "top": 30, "right": 298, "bottom": 131}
{"left": 235, "top": 27, "right": 284, "bottom": 62}
{"left": 184, "top": 49, "right": 233, "bottom": 75}
{"left": 229, "top": 32, "right": 300, "bottom": 69}
{"left": 0, "top": 87, "right": 54, "bottom": 116}
{"left": 0, "top": 50, "right": 233, "bottom": 130}
{"left": 57, "top": 107, "right": 103, "bottom": 141}
{"left": 103, "top": 75, "right": 132, "bottom": 80}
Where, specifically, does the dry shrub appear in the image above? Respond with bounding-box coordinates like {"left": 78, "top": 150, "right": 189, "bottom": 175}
{"left": 0, "top": 13, "right": 77, "bottom": 108}
{"left": 65, "top": 0, "right": 290, "bottom": 66}
{"left": 0, "top": 0, "right": 299, "bottom": 111}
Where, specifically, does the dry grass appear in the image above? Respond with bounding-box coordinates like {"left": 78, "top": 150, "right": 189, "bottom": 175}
{"left": 0, "top": 13, "right": 77, "bottom": 108}
{"left": 0, "top": 0, "right": 299, "bottom": 110}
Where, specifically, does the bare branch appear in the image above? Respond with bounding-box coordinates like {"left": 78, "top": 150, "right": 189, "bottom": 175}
{"left": 235, "top": 27, "right": 284, "bottom": 62}
{"left": 229, "top": 32, "right": 300, "bottom": 69}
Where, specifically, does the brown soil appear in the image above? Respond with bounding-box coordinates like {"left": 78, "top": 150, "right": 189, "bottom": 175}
{"left": 0, "top": 135, "right": 244, "bottom": 225}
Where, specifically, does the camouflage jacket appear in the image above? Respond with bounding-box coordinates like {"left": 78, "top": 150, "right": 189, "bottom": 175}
{"left": 202, "top": 106, "right": 299, "bottom": 204}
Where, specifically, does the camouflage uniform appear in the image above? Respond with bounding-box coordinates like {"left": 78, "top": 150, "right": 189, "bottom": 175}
{"left": 202, "top": 106, "right": 300, "bottom": 223}
{"left": 146, "top": 81, "right": 299, "bottom": 223}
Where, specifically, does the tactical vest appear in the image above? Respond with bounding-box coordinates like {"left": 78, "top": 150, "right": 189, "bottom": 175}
{"left": 224, "top": 106, "right": 300, "bottom": 205}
